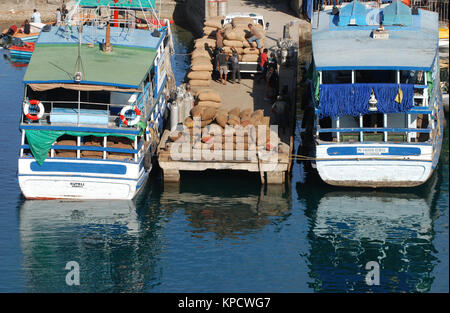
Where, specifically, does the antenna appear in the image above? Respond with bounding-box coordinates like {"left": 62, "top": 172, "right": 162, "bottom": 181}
{"left": 73, "top": 25, "right": 85, "bottom": 82}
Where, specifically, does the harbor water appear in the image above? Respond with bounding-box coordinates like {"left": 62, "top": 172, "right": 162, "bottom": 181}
{"left": 0, "top": 25, "right": 448, "bottom": 293}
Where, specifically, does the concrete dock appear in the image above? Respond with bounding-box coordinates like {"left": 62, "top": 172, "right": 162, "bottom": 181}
{"left": 158, "top": 1, "right": 311, "bottom": 184}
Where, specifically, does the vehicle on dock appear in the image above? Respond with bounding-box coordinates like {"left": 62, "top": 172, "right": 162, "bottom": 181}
{"left": 307, "top": 0, "right": 444, "bottom": 187}
{"left": 17, "top": 0, "right": 175, "bottom": 200}
{"left": 223, "top": 13, "right": 266, "bottom": 73}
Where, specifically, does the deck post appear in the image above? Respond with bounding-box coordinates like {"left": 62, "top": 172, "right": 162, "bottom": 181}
{"left": 163, "top": 169, "right": 180, "bottom": 183}
{"left": 266, "top": 171, "right": 285, "bottom": 184}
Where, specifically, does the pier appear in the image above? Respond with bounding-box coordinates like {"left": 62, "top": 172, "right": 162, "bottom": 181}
{"left": 158, "top": 1, "right": 311, "bottom": 184}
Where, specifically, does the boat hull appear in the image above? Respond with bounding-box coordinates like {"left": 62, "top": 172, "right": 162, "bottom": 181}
{"left": 18, "top": 158, "right": 150, "bottom": 200}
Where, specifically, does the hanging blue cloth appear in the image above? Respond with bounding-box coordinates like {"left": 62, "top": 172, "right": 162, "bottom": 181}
{"left": 318, "top": 83, "right": 414, "bottom": 119}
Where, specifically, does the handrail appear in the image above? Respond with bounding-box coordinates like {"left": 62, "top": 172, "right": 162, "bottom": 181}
{"left": 317, "top": 127, "right": 431, "bottom": 133}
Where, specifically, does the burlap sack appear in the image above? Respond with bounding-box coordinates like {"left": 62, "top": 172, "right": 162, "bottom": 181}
{"left": 215, "top": 113, "right": 228, "bottom": 128}
{"left": 187, "top": 71, "right": 212, "bottom": 80}
{"left": 191, "top": 62, "right": 213, "bottom": 71}
{"left": 191, "top": 56, "right": 212, "bottom": 65}
{"left": 223, "top": 40, "right": 244, "bottom": 48}
{"left": 169, "top": 131, "right": 183, "bottom": 142}
{"left": 204, "top": 16, "right": 224, "bottom": 29}
{"left": 189, "top": 79, "right": 211, "bottom": 86}
{"left": 243, "top": 48, "right": 259, "bottom": 54}
{"left": 222, "top": 46, "right": 244, "bottom": 55}
{"left": 197, "top": 100, "right": 222, "bottom": 109}
{"left": 201, "top": 107, "right": 217, "bottom": 121}
{"left": 224, "top": 28, "right": 246, "bottom": 41}
{"left": 203, "top": 26, "right": 218, "bottom": 37}
{"left": 190, "top": 106, "right": 204, "bottom": 118}
{"left": 242, "top": 54, "right": 259, "bottom": 62}
{"left": 242, "top": 40, "right": 250, "bottom": 48}
{"left": 240, "top": 108, "right": 253, "bottom": 118}
{"left": 198, "top": 90, "right": 221, "bottom": 102}
{"left": 192, "top": 48, "right": 211, "bottom": 59}
{"left": 194, "top": 38, "right": 216, "bottom": 49}
{"left": 251, "top": 109, "right": 264, "bottom": 120}
{"left": 232, "top": 17, "right": 254, "bottom": 27}
{"left": 201, "top": 119, "right": 213, "bottom": 127}
{"left": 229, "top": 107, "right": 240, "bottom": 117}
{"left": 227, "top": 114, "right": 240, "bottom": 126}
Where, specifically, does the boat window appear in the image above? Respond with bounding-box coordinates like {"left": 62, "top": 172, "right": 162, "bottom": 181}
{"left": 321, "top": 70, "right": 352, "bottom": 84}
{"left": 400, "top": 70, "right": 425, "bottom": 84}
{"left": 355, "top": 70, "right": 396, "bottom": 83}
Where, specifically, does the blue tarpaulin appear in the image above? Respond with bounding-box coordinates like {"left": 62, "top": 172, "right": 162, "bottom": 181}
{"left": 338, "top": 0, "right": 369, "bottom": 26}
{"left": 383, "top": 0, "right": 413, "bottom": 26}
{"left": 318, "top": 83, "right": 414, "bottom": 119}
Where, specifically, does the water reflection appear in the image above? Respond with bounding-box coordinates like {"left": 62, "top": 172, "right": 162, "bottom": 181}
{"left": 18, "top": 172, "right": 292, "bottom": 292}
{"left": 298, "top": 171, "right": 441, "bottom": 293}
{"left": 160, "top": 172, "right": 291, "bottom": 239}
{"left": 18, "top": 191, "right": 165, "bottom": 292}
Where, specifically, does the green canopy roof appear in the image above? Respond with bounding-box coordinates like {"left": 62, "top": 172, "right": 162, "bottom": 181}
{"left": 79, "top": 0, "right": 156, "bottom": 9}
{"left": 23, "top": 44, "right": 157, "bottom": 89}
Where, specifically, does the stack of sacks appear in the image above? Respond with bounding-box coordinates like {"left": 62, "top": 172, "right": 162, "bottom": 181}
{"left": 195, "top": 89, "right": 222, "bottom": 109}
{"left": 204, "top": 16, "right": 224, "bottom": 29}
{"left": 168, "top": 104, "right": 276, "bottom": 153}
{"left": 189, "top": 37, "right": 215, "bottom": 87}
{"left": 221, "top": 20, "right": 265, "bottom": 63}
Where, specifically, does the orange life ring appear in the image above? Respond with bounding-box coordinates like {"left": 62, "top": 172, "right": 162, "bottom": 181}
{"left": 120, "top": 105, "right": 141, "bottom": 126}
{"left": 23, "top": 99, "right": 44, "bottom": 121}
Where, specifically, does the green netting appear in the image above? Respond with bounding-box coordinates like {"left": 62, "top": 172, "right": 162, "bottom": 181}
{"left": 26, "top": 130, "right": 135, "bottom": 165}
{"left": 427, "top": 71, "right": 433, "bottom": 98}
{"left": 79, "top": 0, "right": 156, "bottom": 9}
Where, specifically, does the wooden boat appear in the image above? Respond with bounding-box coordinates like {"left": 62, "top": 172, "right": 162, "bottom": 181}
{"left": 9, "top": 42, "right": 35, "bottom": 59}
{"left": 307, "top": 0, "right": 444, "bottom": 187}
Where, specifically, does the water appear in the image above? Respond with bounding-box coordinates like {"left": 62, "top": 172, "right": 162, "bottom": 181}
{"left": 0, "top": 25, "right": 448, "bottom": 293}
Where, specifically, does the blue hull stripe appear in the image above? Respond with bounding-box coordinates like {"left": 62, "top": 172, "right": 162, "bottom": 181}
{"left": 327, "top": 146, "right": 422, "bottom": 156}
{"left": 30, "top": 161, "right": 127, "bottom": 174}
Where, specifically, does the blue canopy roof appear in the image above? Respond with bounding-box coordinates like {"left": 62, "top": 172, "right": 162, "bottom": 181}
{"left": 383, "top": 0, "right": 413, "bottom": 26}
{"left": 312, "top": 8, "right": 439, "bottom": 71}
{"left": 338, "top": 1, "right": 369, "bottom": 26}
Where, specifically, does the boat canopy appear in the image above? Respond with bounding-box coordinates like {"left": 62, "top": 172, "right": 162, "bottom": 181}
{"left": 23, "top": 26, "right": 158, "bottom": 88}
{"left": 79, "top": 0, "right": 157, "bottom": 10}
{"left": 312, "top": 8, "right": 439, "bottom": 71}
{"left": 383, "top": 0, "right": 413, "bottom": 26}
{"left": 337, "top": 0, "right": 369, "bottom": 26}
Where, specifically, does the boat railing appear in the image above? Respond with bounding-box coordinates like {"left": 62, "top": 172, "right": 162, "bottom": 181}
{"left": 21, "top": 100, "right": 146, "bottom": 130}
{"left": 20, "top": 135, "right": 145, "bottom": 163}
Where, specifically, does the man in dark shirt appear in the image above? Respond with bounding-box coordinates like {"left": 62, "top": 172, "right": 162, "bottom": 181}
{"left": 229, "top": 49, "right": 241, "bottom": 84}
{"left": 216, "top": 47, "right": 229, "bottom": 85}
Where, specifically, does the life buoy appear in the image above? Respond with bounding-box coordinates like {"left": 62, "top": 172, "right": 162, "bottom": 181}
{"left": 120, "top": 105, "right": 141, "bottom": 126}
{"left": 23, "top": 99, "right": 44, "bottom": 121}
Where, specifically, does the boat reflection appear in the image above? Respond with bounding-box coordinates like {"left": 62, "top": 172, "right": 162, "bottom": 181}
{"left": 2, "top": 52, "right": 29, "bottom": 67}
{"left": 298, "top": 170, "right": 440, "bottom": 293}
{"left": 159, "top": 171, "right": 291, "bottom": 239}
{"left": 18, "top": 191, "right": 164, "bottom": 292}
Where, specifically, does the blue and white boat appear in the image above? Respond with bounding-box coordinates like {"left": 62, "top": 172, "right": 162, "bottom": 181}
{"left": 307, "top": 0, "right": 444, "bottom": 187}
{"left": 18, "top": 0, "right": 175, "bottom": 199}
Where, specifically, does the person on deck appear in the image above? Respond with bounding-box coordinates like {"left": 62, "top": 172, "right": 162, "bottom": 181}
{"left": 31, "top": 9, "right": 41, "bottom": 24}
{"left": 6, "top": 24, "right": 17, "bottom": 36}
{"left": 216, "top": 47, "right": 229, "bottom": 85}
{"left": 229, "top": 49, "right": 241, "bottom": 84}
{"left": 55, "top": 8, "right": 61, "bottom": 26}
{"left": 265, "top": 67, "right": 279, "bottom": 101}
{"left": 20, "top": 20, "right": 30, "bottom": 34}
{"left": 247, "top": 23, "right": 263, "bottom": 53}
{"left": 216, "top": 29, "right": 224, "bottom": 49}
{"left": 61, "top": 4, "right": 69, "bottom": 23}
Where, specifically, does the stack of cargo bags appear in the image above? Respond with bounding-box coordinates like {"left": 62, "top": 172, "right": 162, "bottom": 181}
{"left": 187, "top": 16, "right": 266, "bottom": 88}
{"left": 166, "top": 89, "right": 277, "bottom": 154}
{"left": 187, "top": 17, "right": 222, "bottom": 88}
{"left": 222, "top": 17, "right": 265, "bottom": 63}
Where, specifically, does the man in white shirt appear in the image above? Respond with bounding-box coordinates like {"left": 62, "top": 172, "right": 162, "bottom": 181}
{"left": 55, "top": 8, "right": 61, "bottom": 25}
{"left": 31, "top": 9, "right": 41, "bottom": 24}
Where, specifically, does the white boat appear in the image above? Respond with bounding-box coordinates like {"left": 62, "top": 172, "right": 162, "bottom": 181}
{"left": 18, "top": 0, "right": 175, "bottom": 199}
{"left": 307, "top": 0, "right": 444, "bottom": 187}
